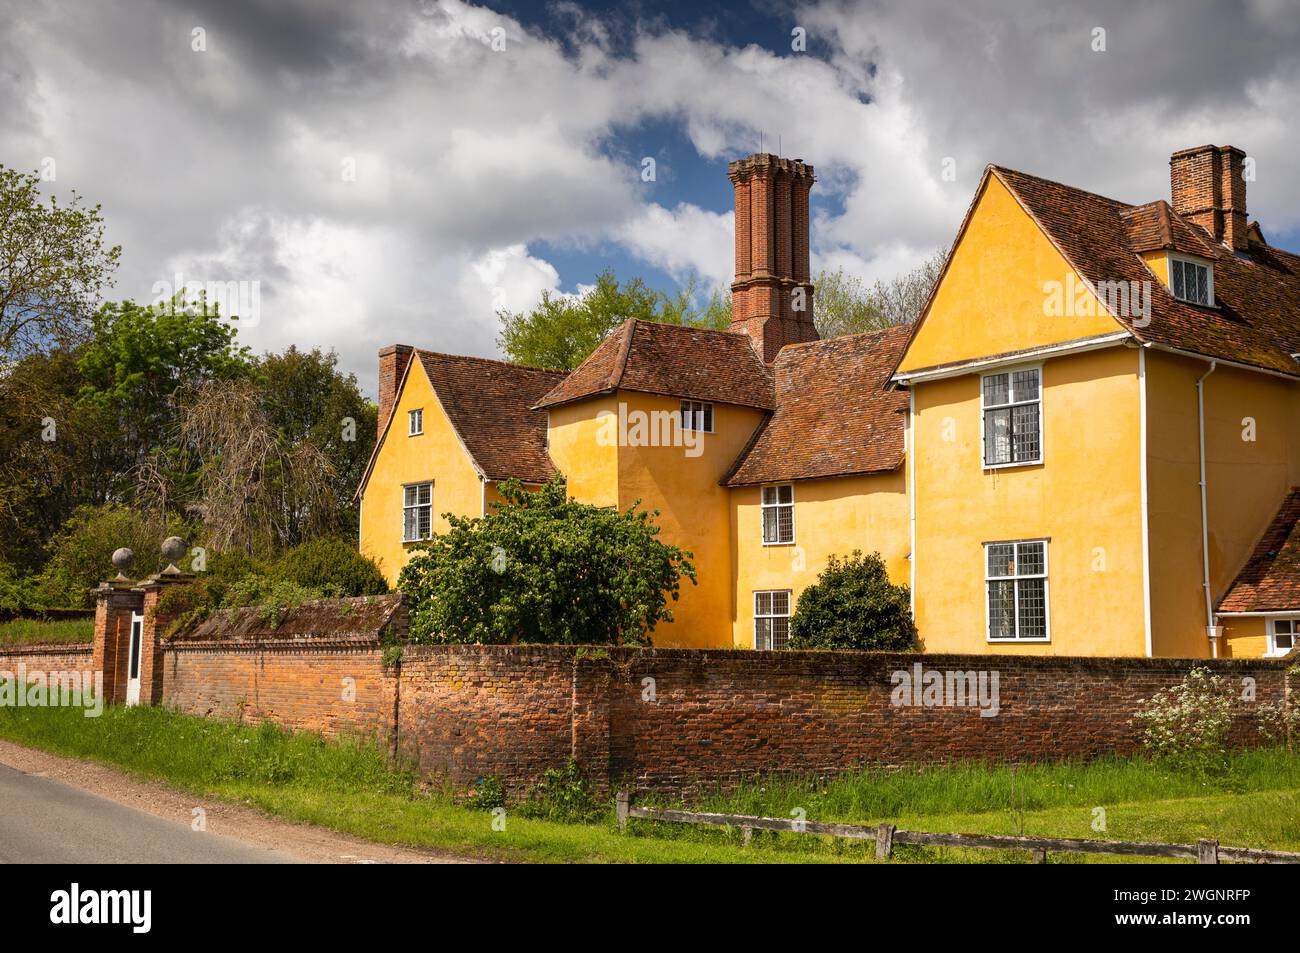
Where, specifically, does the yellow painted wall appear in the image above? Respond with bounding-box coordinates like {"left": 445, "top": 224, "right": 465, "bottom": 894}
{"left": 360, "top": 361, "right": 485, "bottom": 586}
{"left": 1140, "top": 250, "right": 1169, "bottom": 286}
{"left": 729, "top": 472, "right": 909, "bottom": 648}
{"left": 546, "top": 396, "right": 620, "bottom": 508}
{"left": 612, "top": 391, "right": 767, "bottom": 648}
{"left": 898, "top": 175, "right": 1122, "bottom": 373}
{"left": 911, "top": 346, "right": 1148, "bottom": 655}
{"left": 1145, "top": 349, "right": 1300, "bottom": 658}
{"left": 1221, "top": 617, "right": 1270, "bottom": 659}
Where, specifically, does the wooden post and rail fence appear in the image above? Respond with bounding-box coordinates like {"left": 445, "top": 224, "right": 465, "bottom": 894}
{"left": 615, "top": 790, "right": 1300, "bottom": 864}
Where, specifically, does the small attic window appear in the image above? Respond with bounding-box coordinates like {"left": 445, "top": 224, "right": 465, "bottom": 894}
{"left": 1170, "top": 256, "right": 1212, "bottom": 306}
{"left": 408, "top": 408, "right": 424, "bottom": 436}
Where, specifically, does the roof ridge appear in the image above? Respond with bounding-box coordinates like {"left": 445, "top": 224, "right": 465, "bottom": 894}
{"left": 992, "top": 164, "right": 1135, "bottom": 211}
{"left": 417, "top": 349, "right": 567, "bottom": 376}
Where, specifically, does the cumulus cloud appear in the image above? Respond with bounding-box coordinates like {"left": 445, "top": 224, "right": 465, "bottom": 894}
{"left": 2, "top": 0, "right": 1297, "bottom": 393}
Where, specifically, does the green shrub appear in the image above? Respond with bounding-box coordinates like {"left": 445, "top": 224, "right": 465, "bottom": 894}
{"left": 1133, "top": 667, "right": 1235, "bottom": 774}
{"left": 399, "top": 478, "right": 694, "bottom": 645}
{"left": 274, "top": 537, "right": 388, "bottom": 597}
{"left": 36, "top": 504, "right": 193, "bottom": 608}
{"left": 0, "top": 559, "right": 37, "bottom": 615}
{"left": 466, "top": 775, "right": 505, "bottom": 811}
{"left": 787, "top": 551, "right": 916, "bottom": 651}
{"left": 517, "top": 760, "right": 603, "bottom": 823}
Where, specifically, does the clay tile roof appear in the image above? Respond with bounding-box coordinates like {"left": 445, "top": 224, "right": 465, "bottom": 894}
{"left": 533, "top": 319, "right": 775, "bottom": 411}
{"left": 1218, "top": 488, "right": 1300, "bottom": 613}
{"left": 417, "top": 351, "right": 565, "bottom": 484}
{"left": 992, "top": 166, "right": 1300, "bottom": 378}
{"left": 724, "top": 324, "right": 911, "bottom": 486}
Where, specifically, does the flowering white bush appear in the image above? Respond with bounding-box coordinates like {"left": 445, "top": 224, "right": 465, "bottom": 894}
{"left": 1133, "top": 667, "right": 1234, "bottom": 773}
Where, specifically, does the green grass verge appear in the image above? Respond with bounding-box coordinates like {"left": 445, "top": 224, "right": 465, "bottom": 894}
{"left": 0, "top": 702, "right": 1295, "bottom": 864}
{"left": 0, "top": 617, "right": 94, "bottom": 646}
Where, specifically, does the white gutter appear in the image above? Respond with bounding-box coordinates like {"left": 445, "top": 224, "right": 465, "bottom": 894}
{"left": 1196, "top": 359, "right": 1220, "bottom": 657}
{"left": 1139, "top": 347, "right": 1152, "bottom": 657}
{"left": 892, "top": 332, "right": 1131, "bottom": 386}
{"left": 908, "top": 388, "right": 917, "bottom": 618}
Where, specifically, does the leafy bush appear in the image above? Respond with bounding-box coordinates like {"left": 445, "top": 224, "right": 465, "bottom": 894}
{"left": 1133, "top": 667, "right": 1235, "bottom": 774}
{"left": 274, "top": 537, "right": 387, "bottom": 597}
{"left": 0, "top": 559, "right": 37, "bottom": 615}
{"left": 36, "top": 504, "right": 193, "bottom": 608}
{"left": 787, "top": 551, "right": 916, "bottom": 651}
{"left": 466, "top": 776, "right": 505, "bottom": 811}
{"left": 398, "top": 478, "right": 694, "bottom": 645}
{"left": 517, "top": 760, "right": 603, "bottom": 823}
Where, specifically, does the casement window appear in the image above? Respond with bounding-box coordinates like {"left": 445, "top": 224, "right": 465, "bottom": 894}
{"left": 981, "top": 367, "right": 1042, "bottom": 467}
{"left": 754, "top": 590, "right": 792, "bottom": 650}
{"left": 402, "top": 482, "right": 432, "bottom": 542}
{"left": 408, "top": 408, "right": 424, "bottom": 436}
{"left": 1268, "top": 618, "right": 1298, "bottom": 657}
{"left": 680, "top": 400, "right": 714, "bottom": 433}
{"left": 986, "top": 539, "right": 1049, "bottom": 641}
{"left": 1170, "top": 256, "right": 1212, "bottom": 306}
{"left": 761, "top": 484, "right": 795, "bottom": 544}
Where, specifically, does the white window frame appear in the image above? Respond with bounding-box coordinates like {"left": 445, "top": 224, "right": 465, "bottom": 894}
{"left": 754, "top": 590, "right": 792, "bottom": 650}
{"left": 408, "top": 408, "right": 424, "bottom": 436}
{"left": 980, "top": 364, "right": 1043, "bottom": 470}
{"left": 402, "top": 481, "right": 433, "bottom": 542}
{"left": 1169, "top": 254, "right": 1214, "bottom": 306}
{"left": 680, "top": 400, "right": 714, "bottom": 433}
{"left": 1267, "top": 617, "right": 1298, "bottom": 658}
{"left": 761, "top": 484, "right": 795, "bottom": 545}
{"left": 984, "top": 538, "right": 1051, "bottom": 643}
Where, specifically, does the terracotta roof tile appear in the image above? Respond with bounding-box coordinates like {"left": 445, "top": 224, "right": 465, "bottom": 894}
{"left": 533, "top": 319, "right": 775, "bottom": 411}
{"left": 724, "top": 325, "right": 911, "bottom": 486}
{"left": 994, "top": 166, "right": 1300, "bottom": 378}
{"left": 1218, "top": 488, "right": 1300, "bottom": 613}
{"left": 417, "top": 351, "right": 565, "bottom": 484}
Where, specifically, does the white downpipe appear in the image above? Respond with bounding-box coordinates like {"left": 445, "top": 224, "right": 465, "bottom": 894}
{"left": 1139, "top": 348, "right": 1153, "bottom": 657}
{"left": 1196, "top": 360, "right": 1219, "bottom": 658}
{"left": 908, "top": 388, "right": 917, "bottom": 618}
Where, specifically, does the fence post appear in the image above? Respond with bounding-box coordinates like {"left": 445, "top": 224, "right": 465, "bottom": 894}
{"left": 874, "top": 824, "right": 896, "bottom": 861}
{"left": 1197, "top": 839, "right": 1219, "bottom": 864}
{"left": 616, "top": 790, "right": 629, "bottom": 831}
{"left": 1032, "top": 849, "right": 1048, "bottom": 864}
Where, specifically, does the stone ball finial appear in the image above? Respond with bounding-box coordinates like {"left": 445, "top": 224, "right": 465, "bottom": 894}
{"left": 111, "top": 547, "right": 135, "bottom": 580}
{"left": 161, "top": 536, "right": 187, "bottom": 573}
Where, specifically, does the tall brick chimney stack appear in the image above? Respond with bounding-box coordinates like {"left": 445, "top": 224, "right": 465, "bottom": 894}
{"left": 1170, "top": 144, "right": 1249, "bottom": 252}
{"left": 377, "top": 344, "right": 413, "bottom": 437}
{"left": 728, "top": 154, "right": 819, "bottom": 363}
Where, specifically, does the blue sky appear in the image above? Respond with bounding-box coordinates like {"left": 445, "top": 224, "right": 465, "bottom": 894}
{"left": 3, "top": 0, "right": 1298, "bottom": 394}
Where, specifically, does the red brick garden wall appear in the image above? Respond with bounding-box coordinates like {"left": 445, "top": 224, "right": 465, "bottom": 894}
{"left": 0, "top": 643, "right": 95, "bottom": 677}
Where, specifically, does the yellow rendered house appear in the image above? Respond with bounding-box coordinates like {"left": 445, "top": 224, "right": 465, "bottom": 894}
{"left": 358, "top": 146, "right": 1300, "bottom": 659}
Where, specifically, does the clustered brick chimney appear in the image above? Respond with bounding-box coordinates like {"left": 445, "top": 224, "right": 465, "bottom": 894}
{"left": 728, "top": 153, "right": 819, "bottom": 363}
{"left": 1170, "top": 144, "right": 1249, "bottom": 252}
{"left": 377, "top": 344, "right": 414, "bottom": 438}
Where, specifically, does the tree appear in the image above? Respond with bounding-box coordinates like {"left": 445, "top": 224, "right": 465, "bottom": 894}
{"left": 398, "top": 478, "right": 695, "bottom": 645}
{"left": 787, "top": 551, "right": 916, "bottom": 651}
{"left": 256, "top": 346, "right": 376, "bottom": 539}
{"left": 497, "top": 269, "right": 729, "bottom": 371}
{"left": 813, "top": 249, "right": 946, "bottom": 338}
{"left": 274, "top": 537, "right": 388, "bottom": 597}
{"left": 78, "top": 298, "right": 253, "bottom": 495}
{"left": 0, "top": 165, "right": 121, "bottom": 358}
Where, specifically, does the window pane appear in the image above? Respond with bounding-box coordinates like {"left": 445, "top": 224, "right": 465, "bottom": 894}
{"left": 988, "top": 579, "right": 1015, "bottom": 638}
{"left": 1012, "top": 368, "right": 1040, "bottom": 401}
{"left": 771, "top": 617, "right": 789, "bottom": 650}
{"left": 418, "top": 484, "right": 431, "bottom": 505}
{"left": 984, "top": 408, "right": 1011, "bottom": 465}
{"left": 404, "top": 485, "right": 417, "bottom": 507}
{"left": 1277, "top": 620, "right": 1293, "bottom": 634}
{"left": 1016, "top": 541, "right": 1045, "bottom": 576}
{"left": 755, "top": 591, "right": 772, "bottom": 616}
{"left": 1017, "top": 578, "right": 1047, "bottom": 638}
{"left": 404, "top": 508, "right": 418, "bottom": 540}
{"left": 755, "top": 618, "right": 772, "bottom": 650}
{"left": 1195, "top": 266, "right": 1208, "bottom": 304}
{"left": 1172, "top": 260, "right": 1185, "bottom": 299}
{"left": 771, "top": 591, "right": 790, "bottom": 615}
{"left": 778, "top": 506, "right": 794, "bottom": 542}
{"left": 762, "top": 486, "right": 777, "bottom": 505}
{"left": 1011, "top": 403, "right": 1040, "bottom": 461}
{"left": 778, "top": 485, "right": 793, "bottom": 504}
{"left": 418, "top": 506, "right": 431, "bottom": 539}
{"left": 987, "top": 543, "right": 1015, "bottom": 577}
{"left": 983, "top": 373, "right": 1009, "bottom": 407}
{"left": 762, "top": 507, "right": 778, "bottom": 543}
{"left": 703, "top": 404, "right": 713, "bottom": 432}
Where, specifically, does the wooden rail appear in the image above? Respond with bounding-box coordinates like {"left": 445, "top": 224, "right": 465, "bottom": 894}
{"left": 615, "top": 791, "right": 1300, "bottom": 864}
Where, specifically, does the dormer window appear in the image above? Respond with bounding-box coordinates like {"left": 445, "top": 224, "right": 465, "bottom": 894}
{"left": 1170, "top": 256, "right": 1212, "bottom": 306}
